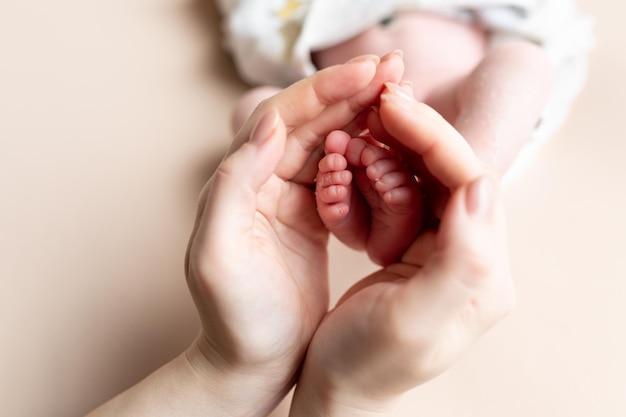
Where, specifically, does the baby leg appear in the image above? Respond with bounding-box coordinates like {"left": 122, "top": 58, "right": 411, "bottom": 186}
{"left": 454, "top": 40, "right": 554, "bottom": 174}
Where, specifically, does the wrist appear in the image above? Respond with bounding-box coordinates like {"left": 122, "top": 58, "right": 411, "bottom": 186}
{"left": 87, "top": 337, "right": 288, "bottom": 417}
{"left": 186, "top": 335, "right": 293, "bottom": 417}
{"left": 288, "top": 359, "right": 397, "bottom": 417}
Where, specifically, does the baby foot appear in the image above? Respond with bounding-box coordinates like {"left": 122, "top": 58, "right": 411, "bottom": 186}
{"left": 358, "top": 139, "right": 423, "bottom": 265}
{"left": 316, "top": 131, "right": 423, "bottom": 265}
{"left": 316, "top": 131, "right": 369, "bottom": 251}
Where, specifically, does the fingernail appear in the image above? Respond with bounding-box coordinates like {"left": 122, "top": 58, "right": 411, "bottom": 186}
{"left": 466, "top": 176, "right": 496, "bottom": 217}
{"left": 250, "top": 107, "right": 279, "bottom": 145}
{"left": 384, "top": 82, "right": 415, "bottom": 101}
{"left": 381, "top": 83, "right": 416, "bottom": 111}
{"left": 346, "top": 54, "right": 381, "bottom": 65}
{"left": 400, "top": 80, "right": 414, "bottom": 91}
{"left": 382, "top": 49, "right": 404, "bottom": 61}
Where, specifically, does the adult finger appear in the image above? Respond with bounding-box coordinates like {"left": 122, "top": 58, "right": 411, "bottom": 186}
{"left": 378, "top": 83, "right": 486, "bottom": 190}
{"left": 399, "top": 175, "right": 514, "bottom": 343}
{"left": 358, "top": 175, "right": 513, "bottom": 388}
{"left": 233, "top": 52, "right": 405, "bottom": 184}
{"left": 186, "top": 109, "right": 286, "bottom": 275}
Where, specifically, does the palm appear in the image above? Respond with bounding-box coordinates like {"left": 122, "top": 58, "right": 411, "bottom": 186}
{"left": 252, "top": 177, "right": 330, "bottom": 356}
{"left": 306, "top": 195, "right": 512, "bottom": 400}
{"left": 193, "top": 174, "right": 330, "bottom": 372}
{"left": 305, "top": 250, "right": 466, "bottom": 401}
{"left": 304, "top": 243, "right": 431, "bottom": 393}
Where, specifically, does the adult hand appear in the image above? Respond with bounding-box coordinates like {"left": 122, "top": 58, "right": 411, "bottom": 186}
{"left": 290, "top": 83, "right": 516, "bottom": 417}
{"left": 184, "top": 53, "right": 404, "bottom": 417}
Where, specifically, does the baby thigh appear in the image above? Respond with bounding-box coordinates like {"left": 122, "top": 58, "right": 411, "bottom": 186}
{"left": 313, "top": 10, "right": 488, "bottom": 103}
{"left": 454, "top": 40, "right": 554, "bottom": 174}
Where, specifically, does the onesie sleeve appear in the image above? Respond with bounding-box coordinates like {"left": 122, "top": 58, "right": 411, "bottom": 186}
{"left": 218, "top": 0, "right": 315, "bottom": 87}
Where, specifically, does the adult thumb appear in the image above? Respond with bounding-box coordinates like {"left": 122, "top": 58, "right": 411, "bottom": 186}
{"left": 201, "top": 108, "right": 287, "bottom": 249}
{"left": 430, "top": 175, "right": 515, "bottom": 334}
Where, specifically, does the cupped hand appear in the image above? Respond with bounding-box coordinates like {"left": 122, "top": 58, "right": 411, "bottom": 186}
{"left": 183, "top": 53, "right": 404, "bottom": 416}
{"left": 291, "top": 83, "right": 516, "bottom": 416}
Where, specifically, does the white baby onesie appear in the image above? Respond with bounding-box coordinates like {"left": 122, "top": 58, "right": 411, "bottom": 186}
{"left": 216, "top": 0, "right": 594, "bottom": 171}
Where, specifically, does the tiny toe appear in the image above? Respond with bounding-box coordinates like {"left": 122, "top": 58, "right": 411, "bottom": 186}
{"left": 374, "top": 171, "right": 413, "bottom": 193}
{"left": 345, "top": 137, "right": 368, "bottom": 166}
{"left": 319, "top": 202, "right": 351, "bottom": 225}
{"left": 366, "top": 157, "right": 402, "bottom": 181}
{"left": 383, "top": 186, "right": 418, "bottom": 206}
{"left": 317, "top": 170, "right": 352, "bottom": 189}
{"left": 317, "top": 183, "right": 350, "bottom": 204}
{"left": 325, "top": 130, "right": 352, "bottom": 155}
{"left": 318, "top": 153, "right": 348, "bottom": 173}
{"left": 361, "top": 144, "right": 391, "bottom": 166}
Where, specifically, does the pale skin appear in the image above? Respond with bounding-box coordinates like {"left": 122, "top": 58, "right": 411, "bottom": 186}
{"left": 86, "top": 53, "right": 405, "bottom": 417}
{"left": 233, "top": 10, "right": 555, "bottom": 176}
{"left": 316, "top": 129, "right": 423, "bottom": 266}
{"left": 86, "top": 55, "right": 515, "bottom": 417}
{"left": 291, "top": 82, "right": 515, "bottom": 417}
{"left": 237, "top": 9, "right": 552, "bottom": 269}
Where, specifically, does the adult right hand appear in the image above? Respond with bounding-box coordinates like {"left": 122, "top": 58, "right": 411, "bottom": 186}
{"left": 290, "top": 83, "right": 516, "bottom": 417}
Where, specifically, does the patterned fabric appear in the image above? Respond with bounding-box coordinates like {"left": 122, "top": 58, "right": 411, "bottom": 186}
{"left": 216, "top": 0, "right": 594, "bottom": 146}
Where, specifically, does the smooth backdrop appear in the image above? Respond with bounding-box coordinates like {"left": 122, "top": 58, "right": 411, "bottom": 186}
{"left": 1, "top": 1, "right": 624, "bottom": 416}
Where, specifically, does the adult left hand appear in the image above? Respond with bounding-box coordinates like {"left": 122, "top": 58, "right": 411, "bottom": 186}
{"left": 184, "top": 53, "right": 404, "bottom": 417}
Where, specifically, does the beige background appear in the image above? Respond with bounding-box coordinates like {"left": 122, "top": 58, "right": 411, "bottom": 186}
{"left": 1, "top": 1, "right": 624, "bottom": 416}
